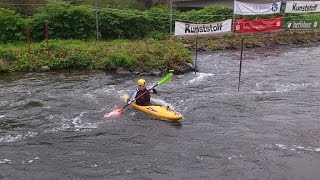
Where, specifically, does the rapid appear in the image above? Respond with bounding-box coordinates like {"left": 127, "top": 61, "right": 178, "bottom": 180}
{"left": 0, "top": 44, "right": 320, "bottom": 179}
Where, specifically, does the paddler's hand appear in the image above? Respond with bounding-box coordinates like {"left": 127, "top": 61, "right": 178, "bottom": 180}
{"left": 149, "top": 86, "right": 154, "bottom": 90}
{"left": 128, "top": 101, "right": 132, "bottom": 105}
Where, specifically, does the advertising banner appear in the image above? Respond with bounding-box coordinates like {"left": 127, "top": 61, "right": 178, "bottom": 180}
{"left": 285, "top": 20, "right": 319, "bottom": 29}
{"left": 174, "top": 19, "right": 232, "bottom": 36}
{"left": 285, "top": 1, "right": 320, "bottom": 13}
{"left": 234, "top": 0, "right": 281, "bottom": 15}
{"left": 235, "top": 17, "right": 283, "bottom": 33}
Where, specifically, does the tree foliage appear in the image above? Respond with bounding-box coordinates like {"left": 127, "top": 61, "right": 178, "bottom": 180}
{"left": 0, "top": 8, "right": 25, "bottom": 43}
{"left": 30, "top": 2, "right": 96, "bottom": 40}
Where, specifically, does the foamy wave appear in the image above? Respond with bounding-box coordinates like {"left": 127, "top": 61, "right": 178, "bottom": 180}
{"left": 95, "top": 86, "right": 116, "bottom": 94}
{"left": 22, "top": 157, "right": 40, "bottom": 164}
{"left": 0, "top": 115, "right": 5, "bottom": 118}
{"left": 228, "top": 155, "right": 243, "bottom": 160}
{"left": 0, "top": 159, "right": 11, "bottom": 164}
{"left": 189, "top": 73, "right": 214, "bottom": 84}
{"left": 0, "top": 132, "right": 37, "bottom": 143}
{"left": 275, "top": 144, "right": 320, "bottom": 153}
{"left": 253, "top": 82, "right": 319, "bottom": 94}
{"left": 46, "top": 112, "right": 99, "bottom": 132}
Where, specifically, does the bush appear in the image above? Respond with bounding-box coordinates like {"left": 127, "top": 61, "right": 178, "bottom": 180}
{"left": 99, "top": 8, "right": 150, "bottom": 39}
{"left": 29, "top": 2, "right": 96, "bottom": 41}
{"left": 49, "top": 53, "right": 92, "bottom": 69}
{"left": 0, "top": 8, "right": 25, "bottom": 43}
{"left": 180, "top": 5, "right": 233, "bottom": 23}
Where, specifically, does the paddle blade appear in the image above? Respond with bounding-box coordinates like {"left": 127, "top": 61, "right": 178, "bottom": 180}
{"left": 157, "top": 72, "right": 174, "bottom": 85}
{"left": 104, "top": 108, "right": 123, "bottom": 118}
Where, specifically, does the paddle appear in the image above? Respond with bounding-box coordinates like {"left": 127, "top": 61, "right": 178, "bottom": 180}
{"left": 105, "top": 73, "right": 174, "bottom": 118}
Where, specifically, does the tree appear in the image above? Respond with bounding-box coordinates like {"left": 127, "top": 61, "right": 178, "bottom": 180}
{"left": 0, "top": 0, "right": 48, "bottom": 15}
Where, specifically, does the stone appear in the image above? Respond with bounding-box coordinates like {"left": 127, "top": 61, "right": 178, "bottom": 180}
{"left": 150, "top": 69, "right": 162, "bottom": 76}
{"left": 41, "top": 66, "right": 50, "bottom": 71}
{"left": 116, "top": 68, "right": 131, "bottom": 75}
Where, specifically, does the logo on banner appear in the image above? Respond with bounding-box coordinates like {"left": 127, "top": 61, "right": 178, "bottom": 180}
{"left": 174, "top": 20, "right": 232, "bottom": 35}
{"left": 235, "top": 17, "right": 283, "bottom": 33}
{"left": 185, "top": 23, "right": 223, "bottom": 33}
{"left": 292, "top": 3, "right": 318, "bottom": 12}
{"left": 287, "top": 20, "right": 319, "bottom": 29}
{"left": 272, "top": 3, "right": 279, "bottom": 12}
{"left": 234, "top": 1, "right": 281, "bottom": 15}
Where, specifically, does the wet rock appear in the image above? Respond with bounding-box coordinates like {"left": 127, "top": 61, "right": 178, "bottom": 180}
{"left": 186, "top": 63, "right": 196, "bottom": 71}
{"left": 132, "top": 68, "right": 140, "bottom": 75}
{"left": 116, "top": 68, "right": 131, "bottom": 75}
{"left": 150, "top": 69, "right": 162, "bottom": 76}
{"left": 41, "top": 66, "right": 50, "bottom": 71}
{"left": 139, "top": 72, "right": 149, "bottom": 76}
{"left": 172, "top": 62, "right": 197, "bottom": 74}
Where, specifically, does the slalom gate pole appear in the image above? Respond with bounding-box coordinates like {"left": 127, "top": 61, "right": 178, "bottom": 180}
{"left": 195, "top": 31, "right": 198, "bottom": 75}
{"left": 238, "top": 38, "right": 244, "bottom": 91}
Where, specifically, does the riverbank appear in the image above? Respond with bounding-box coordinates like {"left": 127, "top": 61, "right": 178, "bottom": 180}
{"left": 178, "top": 30, "right": 320, "bottom": 51}
{"left": 0, "top": 39, "right": 192, "bottom": 75}
{"left": 1, "top": 30, "right": 319, "bottom": 75}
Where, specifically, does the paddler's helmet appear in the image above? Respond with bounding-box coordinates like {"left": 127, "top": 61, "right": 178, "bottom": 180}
{"left": 137, "top": 79, "right": 146, "bottom": 86}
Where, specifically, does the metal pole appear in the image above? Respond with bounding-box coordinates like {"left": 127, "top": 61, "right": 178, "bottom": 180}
{"left": 195, "top": 31, "right": 198, "bottom": 75}
{"left": 95, "top": 0, "right": 99, "bottom": 41}
{"left": 238, "top": 38, "right": 244, "bottom": 91}
{"left": 170, "top": 0, "right": 172, "bottom": 35}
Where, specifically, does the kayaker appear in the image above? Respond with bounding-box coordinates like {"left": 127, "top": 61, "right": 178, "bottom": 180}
{"left": 127, "top": 79, "right": 157, "bottom": 106}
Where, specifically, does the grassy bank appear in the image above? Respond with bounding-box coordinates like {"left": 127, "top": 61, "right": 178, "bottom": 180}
{"left": 178, "top": 30, "right": 320, "bottom": 51}
{"left": 1, "top": 30, "right": 319, "bottom": 74}
{"left": 0, "top": 39, "right": 192, "bottom": 73}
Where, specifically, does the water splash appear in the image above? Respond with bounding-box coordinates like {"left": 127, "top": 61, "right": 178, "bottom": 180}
{"left": 189, "top": 73, "right": 214, "bottom": 84}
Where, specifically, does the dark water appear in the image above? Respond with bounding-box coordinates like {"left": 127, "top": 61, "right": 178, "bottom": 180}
{"left": 1, "top": 45, "right": 320, "bottom": 180}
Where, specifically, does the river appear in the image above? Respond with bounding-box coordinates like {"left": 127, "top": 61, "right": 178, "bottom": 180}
{"left": 1, "top": 44, "right": 320, "bottom": 180}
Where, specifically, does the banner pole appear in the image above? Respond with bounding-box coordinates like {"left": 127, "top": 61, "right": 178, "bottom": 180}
{"left": 238, "top": 38, "right": 244, "bottom": 91}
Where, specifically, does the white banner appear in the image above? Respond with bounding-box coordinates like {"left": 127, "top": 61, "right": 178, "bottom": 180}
{"left": 285, "top": 1, "right": 320, "bottom": 13}
{"left": 174, "top": 19, "right": 232, "bottom": 36}
{"left": 234, "top": 0, "right": 281, "bottom": 15}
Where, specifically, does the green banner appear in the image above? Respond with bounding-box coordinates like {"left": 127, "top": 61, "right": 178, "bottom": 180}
{"left": 285, "top": 20, "right": 319, "bottom": 29}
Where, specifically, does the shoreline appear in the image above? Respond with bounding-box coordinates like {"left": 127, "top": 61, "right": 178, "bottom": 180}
{"left": 1, "top": 30, "right": 320, "bottom": 75}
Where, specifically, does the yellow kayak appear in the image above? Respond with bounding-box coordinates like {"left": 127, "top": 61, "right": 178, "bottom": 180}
{"left": 123, "top": 95, "right": 183, "bottom": 121}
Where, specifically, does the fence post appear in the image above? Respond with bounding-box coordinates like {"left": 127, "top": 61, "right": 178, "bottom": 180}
{"left": 26, "top": 17, "right": 31, "bottom": 57}
{"left": 95, "top": 0, "right": 99, "bottom": 41}
{"left": 45, "top": 20, "right": 50, "bottom": 58}
{"left": 170, "top": 0, "right": 173, "bottom": 36}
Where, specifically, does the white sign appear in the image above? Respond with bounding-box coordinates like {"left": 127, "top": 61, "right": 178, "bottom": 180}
{"left": 285, "top": 1, "right": 320, "bottom": 13}
{"left": 174, "top": 19, "right": 232, "bottom": 36}
{"left": 234, "top": 0, "right": 281, "bottom": 15}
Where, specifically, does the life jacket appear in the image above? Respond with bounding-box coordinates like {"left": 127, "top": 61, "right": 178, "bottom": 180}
{"left": 135, "top": 88, "right": 151, "bottom": 106}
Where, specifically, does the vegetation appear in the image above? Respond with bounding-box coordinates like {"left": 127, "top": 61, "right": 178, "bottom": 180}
{"left": 0, "top": 39, "right": 192, "bottom": 73}
{"left": 0, "top": 0, "right": 166, "bottom": 15}
{"left": 1, "top": 2, "right": 320, "bottom": 73}
{"left": 0, "top": 8, "right": 25, "bottom": 43}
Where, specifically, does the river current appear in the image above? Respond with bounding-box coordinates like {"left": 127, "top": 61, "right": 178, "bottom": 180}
{"left": 0, "top": 44, "right": 320, "bottom": 180}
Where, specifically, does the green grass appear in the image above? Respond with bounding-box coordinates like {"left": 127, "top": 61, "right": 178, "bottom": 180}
{"left": 0, "top": 39, "right": 192, "bottom": 73}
